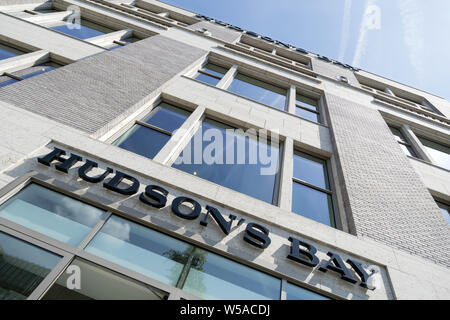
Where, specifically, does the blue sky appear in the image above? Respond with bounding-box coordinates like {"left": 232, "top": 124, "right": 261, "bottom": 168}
{"left": 161, "top": 0, "right": 450, "bottom": 100}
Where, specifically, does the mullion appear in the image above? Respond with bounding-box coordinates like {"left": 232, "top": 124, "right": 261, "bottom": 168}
{"left": 3, "top": 72, "right": 24, "bottom": 81}
{"left": 296, "top": 105, "right": 319, "bottom": 114}
{"left": 198, "top": 70, "right": 222, "bottom": 80}
{"left": 135, "top": 120, "right": 173, "bottom": 136}
{"left": 292, "top": 177, "right": 332, "bottom": 195}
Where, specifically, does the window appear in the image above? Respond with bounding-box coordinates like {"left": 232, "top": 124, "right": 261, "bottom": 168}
{"left": 291, "top": 151, "right": 335, "bottom": 227}
{"left": 0, "top": 232, "right": 61, "bottom": 300}
{"left": 0, "top": 43, "right": 25, "bottom": 61}
{"left": 50, "top": 19, "right": 114, "bottom": 40}
{"left": 42, "top": 258, "right": 168, "bottom": 300}
{"left": 285, "top": 282, "right": 329, "bottom": 300}
{"left": 436, "top": 201, "right": 450, "bottom": 224}
{"left": 0, "top": 183, "right": 106, "bottom": 246}
{"left": 172, "top": 118, "right": 280, "bottom": 204}
{"left": 295, "top": 93, "right": 320, "bottom": 123}
{"left": 388, "top": 126, "right": 417, "bottom": 157}
{"left": 194, "top": 63, "right": 228, "bottom": 86}
{"left": 227, "top": 73, "right": 287, "bottom": 110}
{"left": 0, "top": 62, "right": 61, "bottom": 88}
{"left": 112, "top": 102, "right": 191, "bottom": 159}
{"left": 85, "top": 215, "right": 282, "bottom": 300}
{"left": 418, "top": 136, "right": 450, "bottom": 171}
{"left": 105, "top": 37, "right": 140, "bottom": 50}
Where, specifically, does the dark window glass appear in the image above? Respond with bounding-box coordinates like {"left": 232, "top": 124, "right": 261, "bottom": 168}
{"left": 285, "top": 282, "right": 329, "bottom": 300}
{"left": 292, "top": 182, "right": 334, "bottom": 226}
{"left": 182, "top": 247, "right": 281, "bottom": 300}
{"left": 51, "top": 20, "right": 114, "bottom": 40}
{"left": 436, "top": 202, "right": 450, "bottom": 224}
{"left": 85, "top": 215, "right": 191, "bottom": 287}
{"left": 228, "top": 73, "right": 287, "bottom": 110}
{"left": 113, "top": 103, "right": 190, "bottom": 160}
{"left": 296, "top": 94, "right": 318, "bottom": 112}
{"left": 0, "top": 183, "right": 106, "bottom": 246}
{"left": 42, "top": 258, "right": 168, "bottom": 300}
{"left": 194, "top": 63, "right": 227, "bottom": 86}
{"left": 172, "top": 118, "right": 280, "bottom": 204}
{"left": 292, "top": 152, "right": 334, "bottom": 227}
{"left": 86, "top": 215, "right": 283, "bottom": 300}
{"left": 0, "top": 75, "right": 19, "bottom": 88}
{"left": 0, "top": 232, "right": 61, "bottom": 300}
{"left": 418, "top": 137, "right": 450, "bottom": 171}
{"left": 293, "top": 152, "right": 328, "bottom": 189}
{"left": 0, "top": 43, "right": 25, "bottom": 60}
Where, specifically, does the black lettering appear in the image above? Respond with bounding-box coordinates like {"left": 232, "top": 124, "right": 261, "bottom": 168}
{"left": 319, "top": 252, "right": 358, "bottom": 284}
{"left": 346, "top": 259, "right": 371, "bottom": 288}
{"left": 287, "top": 236, "right": 319, "bottom": 267}
{"left": 37, "top": 147, "right": 81, "bottom": 173}
{"left": 103, "top": 171, "right": 140, "bottom": 195}
{"left": 296, "top": 47, "right": 308, "bottom": 54}
{"left": 171, "top": 197, "right": 201, "bottom": 220}
{"left": 200, "top": 205, "right": 236, "bottom": 235}
{"left": 245, "top": 31, "right": 259, "bottom": 37}
{"left": 78, "top": 159, "right": 112, "bottom": 183}
{"left": 243, "top": 223, "right": 271, "bottom": 249}
{"left": 139, "top": 185, "right": 168, "bottom": 209}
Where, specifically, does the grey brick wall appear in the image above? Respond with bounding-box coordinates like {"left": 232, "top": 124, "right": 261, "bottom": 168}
{"left": 0, "top": 35, "right": 206, "bottom": 136}
{"left": 325, "top": 92, "right": 450, "bottom": 267}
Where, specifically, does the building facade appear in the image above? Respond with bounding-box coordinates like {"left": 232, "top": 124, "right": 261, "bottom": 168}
{"left": 0, "top": 0, "right": 449, "bottom": 300}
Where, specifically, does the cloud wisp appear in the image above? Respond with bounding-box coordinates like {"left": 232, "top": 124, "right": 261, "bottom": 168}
{"left": 338, "top": 0, "right": 353, "bottom": 62}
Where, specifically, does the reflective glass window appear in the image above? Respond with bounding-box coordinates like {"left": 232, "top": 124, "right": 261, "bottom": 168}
{"left": 285, "top": 282, "right": 329, "bottom": 300}
{"left": 42, "top": 258, "right": 168, "bottom": 300}
{"left": 388, "top": 126, "right": 417, "bottom": 158}
{"left": 295, "top": 94, "right": 320, "bottom": 123}
{"left": 113, "top": 103, "right": 190, "bottom": 159}
{"left": 0, "top": 43, "right": 25, "bottom": 60}
{"left": 291, "top": 152, "right": 334, "bottom": 227}
{"left": 50, "top": 20, "right": 114, "bottom": 40}
{"left": 228, "top": 73, "right": 287, "bottom": 110}
{"left": 172, "top": 118, "right": 280, "bottom": 204}
{"left": 194, "top": 63, "right": 228, "bottom": 86}
{"left": 182, "top": 247, "right": 281, "bottom": 300}
{"left": 0, "top": 75, "right": 19, "bottom": 88}
{"left": 418, "top": 136, "right": 450, "bottom": 170}
{"left": 0, "top": 183, "right": 106, "bottom": 246}
{"left": 0, "top": 232, "right": 61, "bottom": 300}
{"left": 436, "top": 201, "right": 450, "bottom": 224}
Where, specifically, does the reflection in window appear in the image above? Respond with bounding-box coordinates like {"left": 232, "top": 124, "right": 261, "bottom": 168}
{"left": 194, "top": 63, "right": 228, "bottom": 86}
{"left": 418, "top": 136, "right": 450, "bottom": 171}
{"left": 0, "top": 183, "right": 106, "bottom": 246}
{"left": 285, "top": 282, "right": 329, "bottom": 300}
{"left": 182, "top": 247, "right": 280, "bottom": 300}
{"left": 85, "top": 215, "right": 191, "bottom": 287}
{"left": 228, "top": 73, "right": 287, "bottom": 110}
{"left": 295, "top": 94, "right": 320, "bottom": 123}
{"left": 172, "top": 118, "right": 280, "bottom": 204}
{"left": 436, "top": 201, "right": 450, "bottom": 224}
{"left": 0, "top": 43, "right": 25, "bottom": 61}
{"left": 388, "top": 126, "right": 417, "bottom": 157}
{"left": 42, "top": 258, "right": 168, "bottom": 300}
{"left": 50, "top": 20, "right": 114, "bottom": 40}
{"left": 291, "top": 151, "right": 335, "bottom": 227}
{"left": 0, "top": 62, "right": 60, "bottom": 88}
{"left": 113, "top": 102, "right": 190, "bottom": 159}
{"left": 0, "top": 232, "right": 61, "bottom": 300}
{"left": 86, "top": 215, "right": 284, "bottom": 299}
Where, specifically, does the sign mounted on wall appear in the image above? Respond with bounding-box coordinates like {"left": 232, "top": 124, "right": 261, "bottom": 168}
{"left": 37, "top": 147, "right": 379, "bottom": 290}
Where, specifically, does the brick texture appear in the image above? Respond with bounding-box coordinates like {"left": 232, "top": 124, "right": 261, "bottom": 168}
{"left": 0, "top": 35, "right": 206, "bottom": 136}
{"left": 325, "top": 92, "right": 450, "bottom": 267}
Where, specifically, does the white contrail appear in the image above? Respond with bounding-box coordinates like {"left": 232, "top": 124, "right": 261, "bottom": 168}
{"left": 338, "top": 0, "right": 352, "bottom": 62}
{"left": 352, "top": 0, "right": 379, "bottom": 67}
{"left": 398, "top": 0, "right": 425, "bottom": 84}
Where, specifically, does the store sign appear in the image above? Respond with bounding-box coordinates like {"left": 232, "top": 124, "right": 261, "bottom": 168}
{"left": 195, "top": 14, "right": 360, "bottom": 72}
{"left": 37, "top": 147, "right": 378, "bottom": 289}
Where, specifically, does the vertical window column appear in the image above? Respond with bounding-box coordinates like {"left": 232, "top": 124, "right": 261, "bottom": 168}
{"left": 216, "top": 64, "right": 238, "bottom": 90}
